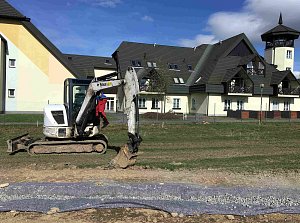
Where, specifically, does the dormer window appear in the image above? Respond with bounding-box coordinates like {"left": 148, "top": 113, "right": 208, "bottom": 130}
{"left": 169, "top": 63, "right": 179, "bottom": 70}
{"left": 247, "top": 61, "right": 253, "bottom": 69}
{"left": 105, "top": 59, "right": 112, "bottom": 64}
{"left": 147, "top": 61, "right": 157, "bottom": 68}
{"left": 246, "top": 58, "right": 265, "bottom": 76}
{"left": 187, "top": 65, "right": 193, "bottom": 71}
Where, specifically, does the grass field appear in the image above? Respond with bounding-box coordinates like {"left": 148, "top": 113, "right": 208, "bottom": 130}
{"left": 1, "top": 122, "right": 300, "bottom": 172}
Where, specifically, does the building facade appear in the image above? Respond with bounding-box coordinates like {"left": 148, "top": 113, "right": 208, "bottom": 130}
{"left": 0, "top": 0, "right": 116, "bottom": 113}
{"left": 115, "top": 14, "right": 300, "bottom": 116}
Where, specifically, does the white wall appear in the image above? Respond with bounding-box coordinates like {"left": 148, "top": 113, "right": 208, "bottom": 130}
{"left": 190, "top": 93, "right": 208, "bottom": 114}
{"left": 94, "top": 69, "right": 115, "bottom": 78}
{"left": 165, "top": 95, "right": 189, "bottom": 114}
{"left": 264, "top": 47, "right": 294, "bottom": 71}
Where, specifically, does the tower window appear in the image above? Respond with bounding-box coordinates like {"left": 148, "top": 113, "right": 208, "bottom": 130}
{"left": 286, "top": 50, "right": 292, "bottom": 59}
{"left": 168, "top": 63, "right": 179, "bottom": 70}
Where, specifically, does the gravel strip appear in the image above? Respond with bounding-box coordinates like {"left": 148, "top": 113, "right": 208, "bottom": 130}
{"left": 0, "top": 182, "right": 300, "bottom": 216}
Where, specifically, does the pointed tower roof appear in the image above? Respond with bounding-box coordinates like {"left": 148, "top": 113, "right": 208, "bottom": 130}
{"left": 0, "top": 0, "right": 30, "bottom": 21}
{"left": 261, "top": 13, "right": 300, "bottom": 41}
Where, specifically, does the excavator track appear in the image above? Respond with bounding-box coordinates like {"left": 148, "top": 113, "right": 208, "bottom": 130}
{"left": 7, "top": 133, "right": 108, "bottom": 155}
{"left": 28, "top": 139, "right": 107, "bottom": 154}
{"left": 7, "top": 133, "right": 137, "bottom": 168}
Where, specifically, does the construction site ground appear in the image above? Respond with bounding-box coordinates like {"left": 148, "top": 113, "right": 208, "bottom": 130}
{"left": 1, "top": 122, "right": 300, "bottom": 222}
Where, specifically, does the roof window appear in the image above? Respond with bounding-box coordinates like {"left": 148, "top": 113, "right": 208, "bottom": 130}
{"left": 105, "top": 59, "right": 112, "bottom": 64}
{"left": 169, "top": 63, "right": 179, "bottom": 70}
{"left": 147, "top": 61, "right": 157, "bottom": 68}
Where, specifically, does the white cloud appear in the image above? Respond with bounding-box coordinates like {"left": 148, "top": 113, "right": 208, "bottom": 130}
{"left": 142, "top": 15, "right": 154, "bottom": 22}
{"left": 178, "top": 0, "right": 300, "bottom": 47}
{"left": 179, "top": 34, "right": 218, "bottom": 47}
{"left": 293, "top": 71, "right": 300, "bottom": 79}
{"left": 79, "top": 0, "right": 122, "bottom": 8}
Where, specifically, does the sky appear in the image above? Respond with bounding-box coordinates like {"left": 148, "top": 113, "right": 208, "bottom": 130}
{"left": 7, "top": 0, "right": 300, "bottom": 74}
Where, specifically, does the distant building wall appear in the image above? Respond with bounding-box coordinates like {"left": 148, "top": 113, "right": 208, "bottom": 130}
{"left": 94, "top": 69, "right": 115, "bottom": 78}
{"left": 0, "top": 22, "right": 75, "bottom": 112}
{"left": 0, "top": 38, "right": 5, "bottom": 113}
{"left": 190, "top": 93, "right": 208, "bottom": 115}
{"left": 264, "top": 47, "right": 295, "bottom": 72}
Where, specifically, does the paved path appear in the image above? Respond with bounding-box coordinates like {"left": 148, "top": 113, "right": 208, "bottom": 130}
{"left": 1, "top": 182, "right": 300, "bottom": 216}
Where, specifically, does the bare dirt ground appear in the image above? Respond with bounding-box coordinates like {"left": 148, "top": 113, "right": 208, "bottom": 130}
{"left": 1, "top": 166, "right": 300, "bottom": 222}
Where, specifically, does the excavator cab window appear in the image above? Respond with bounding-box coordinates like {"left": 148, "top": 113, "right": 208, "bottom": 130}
{"left": 72, "top": 86, "right": 88, "bottom": 123}
{"left": 64, "top": 78, "right": 91, "bottom": 126}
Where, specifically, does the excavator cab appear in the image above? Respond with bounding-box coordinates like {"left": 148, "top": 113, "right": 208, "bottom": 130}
{"left": 63, "top": 78, "right": 94, "bottom": 127}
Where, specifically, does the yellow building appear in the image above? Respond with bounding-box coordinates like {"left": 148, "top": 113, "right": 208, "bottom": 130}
{"left": 0, "top": 0, "right": 115, "bottom": 113}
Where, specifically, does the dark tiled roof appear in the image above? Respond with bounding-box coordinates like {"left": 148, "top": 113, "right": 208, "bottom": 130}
{"left": 191, "top": 33, "right": 255, "bottom": 86}
{"left": 64, "top": 54, "right": 116, "bottom": 78}
{"left": 114, "top": 41, "right": 208, "bottom": 86}
{"left": 270, "top": 71, "right": 290, "bottom": 85}
{"left": 0, "top": 0, "right": 28, "bottom": 20}
{"left": 261, "top": 24, "right": 300, "bottom": 41}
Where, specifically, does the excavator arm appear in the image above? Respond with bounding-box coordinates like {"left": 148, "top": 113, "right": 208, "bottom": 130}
{"left": 74, "top": 67, "right": 142, "bottom": 154}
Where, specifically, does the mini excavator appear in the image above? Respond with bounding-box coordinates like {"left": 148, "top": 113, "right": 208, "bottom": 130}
{"left": 7, "top": 63, "right": 142, "bottom": 168}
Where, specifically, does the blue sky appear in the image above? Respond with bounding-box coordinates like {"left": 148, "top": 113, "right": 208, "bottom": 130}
{"left": 7, "top": 0, "right": 300, "bottom": 73}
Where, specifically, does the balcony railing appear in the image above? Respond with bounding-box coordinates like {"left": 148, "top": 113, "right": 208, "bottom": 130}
{"left": 278, "top": 87, "right": 300, "bottom": 95}
{"left": 266, "top": 40, "right": 294, "bottom": 49}
{"left": 228, "top": 85, "right": 252, "bottom": 94}
{"left": 247, "top": 68, "right": 264, "bottom": 76}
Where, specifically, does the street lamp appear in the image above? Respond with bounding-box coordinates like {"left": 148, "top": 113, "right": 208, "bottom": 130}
{"left": 259, "top": 83, "right": 264, "bottom": 125}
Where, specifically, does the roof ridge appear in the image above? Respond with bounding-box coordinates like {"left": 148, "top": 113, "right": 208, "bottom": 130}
{"left": 121, "top": 41, "right": 208, "bottom": 50}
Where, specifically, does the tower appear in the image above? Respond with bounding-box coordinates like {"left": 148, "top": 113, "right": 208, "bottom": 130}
{"left": 261, "top": 13, "right": 300, "bottom": 72}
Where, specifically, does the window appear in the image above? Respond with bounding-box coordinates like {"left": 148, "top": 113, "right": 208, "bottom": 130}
{"left": 147, "top": 61, "right": 157, "bottom": 68}
{"left": 272, "top": 101, "right": 279, "bottom": 111}
{"left": 173, "top": 98, "right": 180, "bottom": 109}
{"left": 105, "top": 97, "right": 115, "bottom": 111}
{"left": 131, "top": 60, "right": 142, "bottom": 67}
{"left": 173, "top": 78, "right": 179, "bottom": 84}
{"left": 286, "top": 50, "right": 292, "bottom": 59}
{"left": 9, "top": 59, "right": 16, "bottom": 68}
{"left": 105, "top": 59, "right": 112, "bottom": 64}
{"left": 224, "top": 99, "right": 231, "bottom": 110}
{"left": 168, "top": 63, "right": 179, "bottom": 70}
{"left": 237, "top": 100, "right": 244, "bottom": 110}
{"left": 151, "top": 98, "right": 159, "bottom": 109}
{"left": 178, "top": 78, "right": 184, "bottom": 84}
{"left": 187, "top": 65, "right": 193, "bottom": 71}
{"left": 191, "top": 98, "right": 196, "bottom": 110}
{"left": 138, "top": 97, "right": 146, "bottom": 108}
{"left": 8, "top": 89, "right": 15, "bottom": 98}
{"left": 284, "top": 101, "right": 290, "bottom": 111}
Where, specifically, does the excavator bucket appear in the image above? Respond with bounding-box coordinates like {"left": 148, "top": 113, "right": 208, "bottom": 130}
{"left": 109, "top": 144, "right": 138, "bottom": 169}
